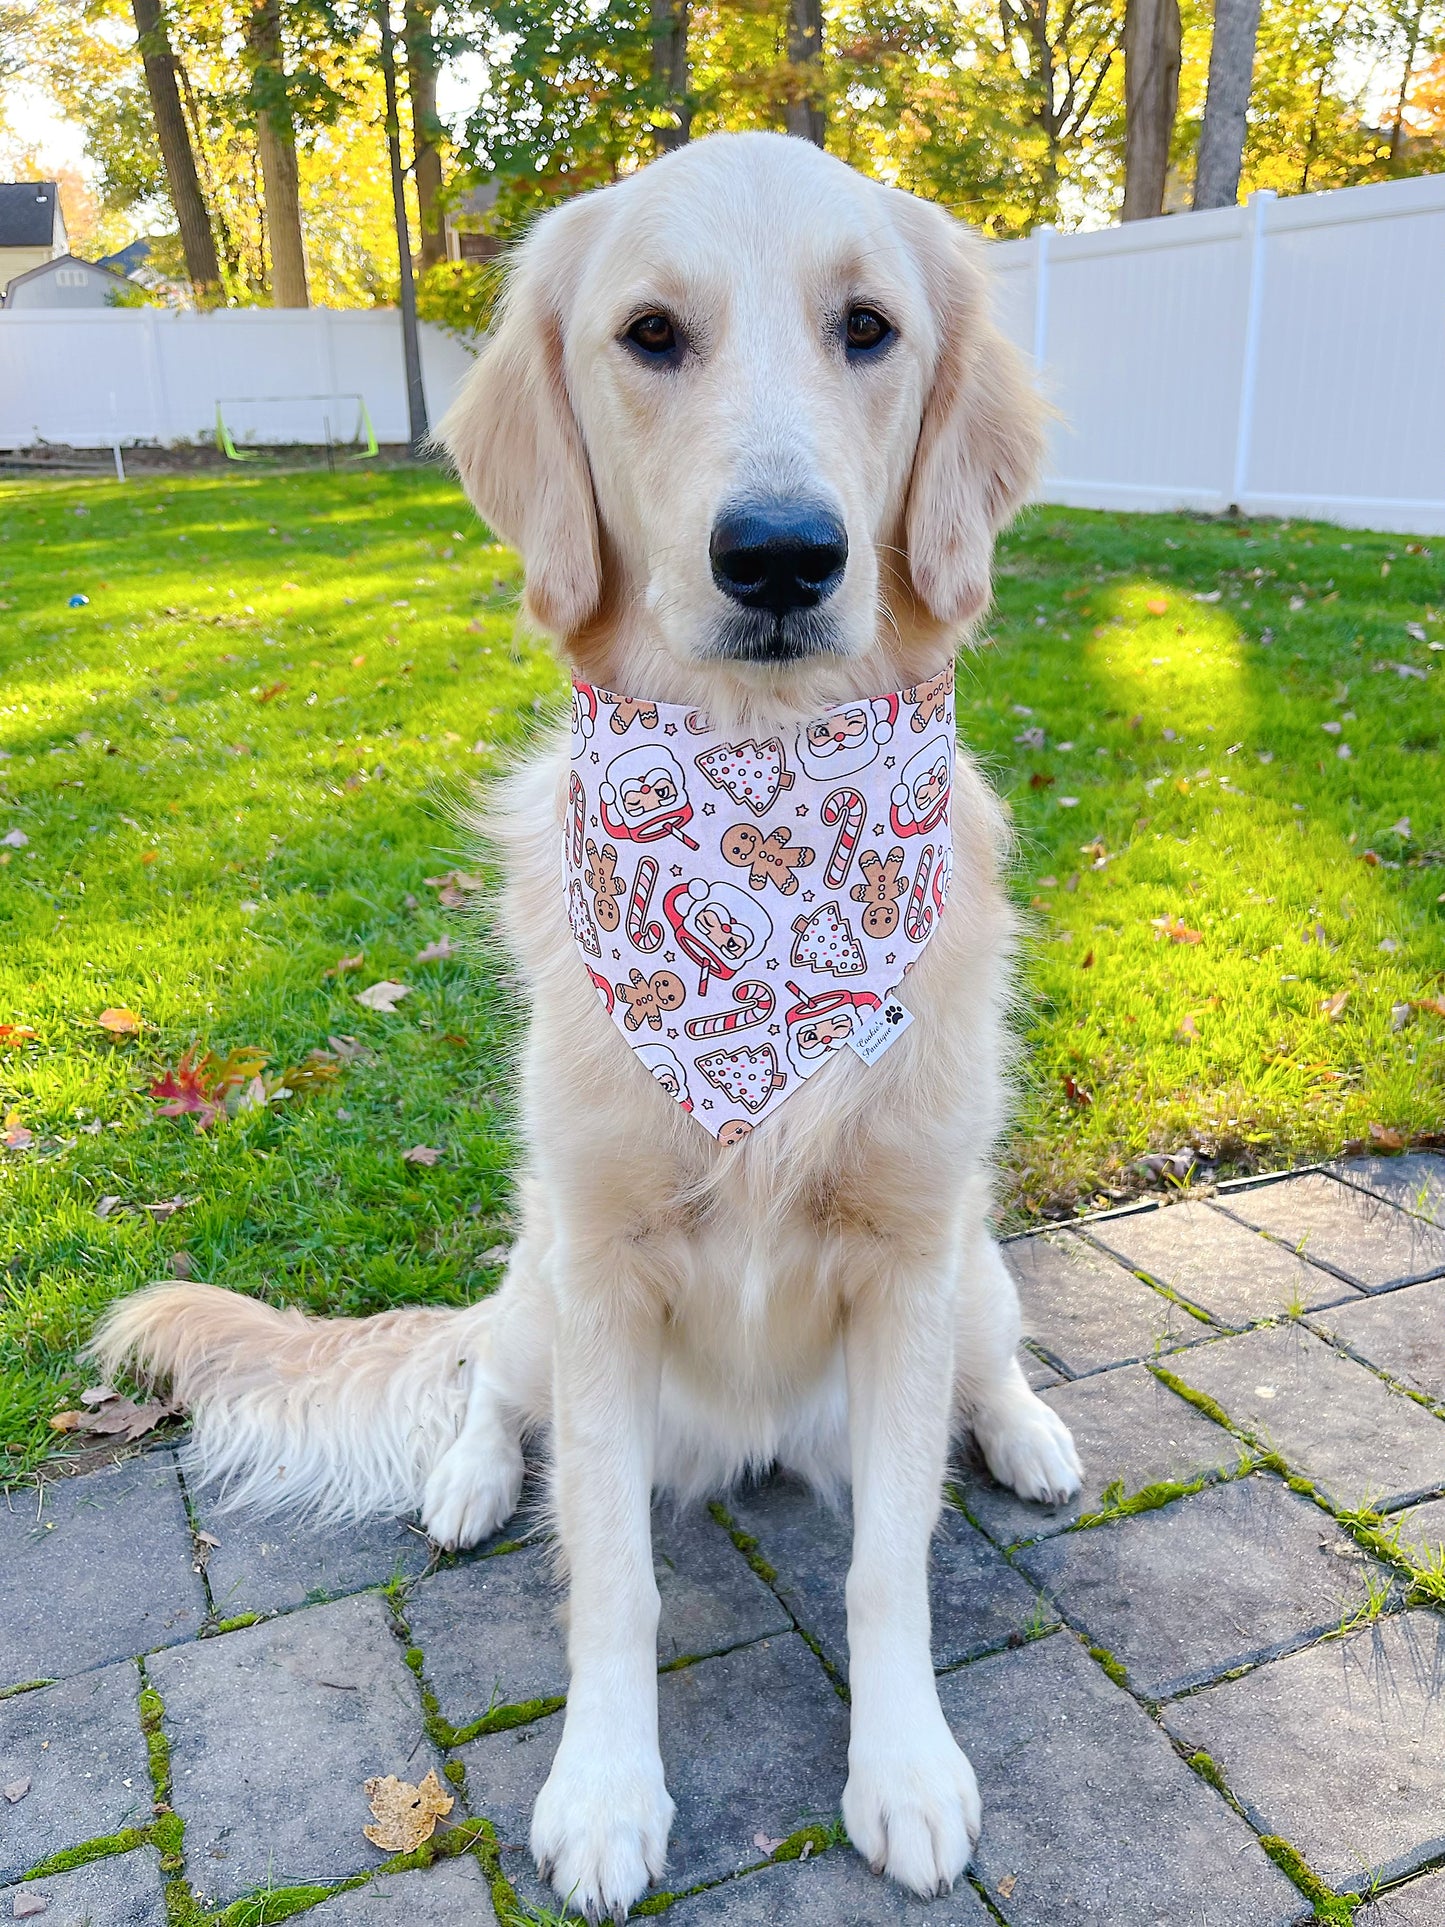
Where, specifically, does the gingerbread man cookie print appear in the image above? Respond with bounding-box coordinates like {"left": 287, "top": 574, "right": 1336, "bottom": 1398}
{"left": 903, "top": 668, "right": 952, "bottom": 732}
{"left": 720, "top": 823, "right": 815, "bottom": 896}
{"left": 851, "top": 847, "right": 908, "bottom": 938}
{"left": 617, "top": 968, "right": 687, "bottom": 1032}
{"left": 584, "top": 839, "right": 626, "bottom": 931}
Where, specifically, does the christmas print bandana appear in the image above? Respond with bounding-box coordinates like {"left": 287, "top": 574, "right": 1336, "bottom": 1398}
{"left": 565, "top": 667, "right": 955, "bottom": 1141}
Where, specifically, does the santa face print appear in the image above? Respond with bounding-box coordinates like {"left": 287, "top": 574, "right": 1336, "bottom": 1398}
{"left": 891, "top": 735, "right": 953, "bottom": 838}
{"left": 796, "top": 1012, "right": 855, "bottom": 1057}
{"left": 664, "top": 879, "right": 773, "bottom": 994}
{"left": 782, "top": 980, "right": 882, "bottom": 1079}
{"left": 788, "top": 1008, "right": 859, "bottom": 1080}
{"left": 794, "top": 696, "right": 895, "bottom": 781}
{"left": 599, "top": 745, "right": 697, "bottom": 847}
{"left": 697, "top": 904, "right": 753, "bottom": 961}
{"left": 571, "top": 682, "right": 597, "bottom": 758}
{"left": 636, "top": 1043, "right": 690, "bottom": 1111}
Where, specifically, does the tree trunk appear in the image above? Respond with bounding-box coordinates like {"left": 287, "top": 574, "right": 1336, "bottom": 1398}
{"left": 130, "top": 0, "right": 221, "bottom": 301}
{"left": 785, "top": 0, "right": 825, "bottom": 147}
{"left": 246, "top": 0, "right": 309, "bottom": 307}
{"left": 650, "top": 0, "right": 690, "bottom": 151}
{"left": 404, "top": 1, "right": 445, "bottom": 270}
{"left": 1193, "top": 0, "right": 1262, "bottom": 208}
{"left": 1122, "top": 0, "right": 1181, "bottom": 221}
{"left": 1388, "top": 3, "right": 1424, "bottom": 170}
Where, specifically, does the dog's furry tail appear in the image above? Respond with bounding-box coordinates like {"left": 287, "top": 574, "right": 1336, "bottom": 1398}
{"left": 87, "top": 1282, "right": 491, "bottom": 1522}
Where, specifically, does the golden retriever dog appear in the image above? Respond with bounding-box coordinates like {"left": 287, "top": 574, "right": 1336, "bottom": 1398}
{"left": 94, "top": 131, "right": 1082, "bottom": 1920}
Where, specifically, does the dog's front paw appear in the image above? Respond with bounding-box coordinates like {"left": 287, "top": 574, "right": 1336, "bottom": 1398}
{"left": 975, "top": 1388, "right": 1082, "bottom": 1506}
{"left": 843, "top": 1718, "right": 981, "bottom": 1897}
{"left": 422, "top": 1436, "right": 524, "bottom": 1551}
{"left": 531, "top": 1732, "right": 674, "bottom": 1921}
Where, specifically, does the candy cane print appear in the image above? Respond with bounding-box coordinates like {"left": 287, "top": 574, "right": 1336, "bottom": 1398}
{"left": 626, "top": 856, "right": 664, "bottom": 952}
{"left": 683, "top": 980, "right": 775, "bottom": 1040}
{"left": 821, "top": 788, "right": 865, "bottom": 888}
{"left": 904, "top": 844, "right": 936, "bottom": 943}
{"left": 568, "top": 773, "right": 585, "bottom": 868}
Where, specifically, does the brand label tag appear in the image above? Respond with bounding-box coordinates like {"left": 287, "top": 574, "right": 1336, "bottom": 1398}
{"left": 848, "top": 995, "right": 914, "bottom": 1066}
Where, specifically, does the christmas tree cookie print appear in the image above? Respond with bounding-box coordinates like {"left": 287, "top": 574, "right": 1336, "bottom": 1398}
{"left": 790, "top": 901, "right": 866, "bottom": 976}
{"left": 695, "top": 1043, "right": 787, "bottom": 1113}
{"left": 694, "top": 739, "right": 794, "bottom": 816}
{"left": 567, "top": 878, "right": 601, "bottom": 957}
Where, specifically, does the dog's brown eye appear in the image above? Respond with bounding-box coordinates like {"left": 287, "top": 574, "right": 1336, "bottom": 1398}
{"left": 845, "top": 306, "right": 892, "bottom": 353}
{"left": 626, "top": 313, "right": 677, "bottom": 356}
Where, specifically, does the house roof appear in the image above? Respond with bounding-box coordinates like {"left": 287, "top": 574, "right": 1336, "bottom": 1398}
{"left": 1, "top": 253, "right": 132, "bottom": 305}
{"left": 98, "top": 238, "right": 151, "bottom": 276}
{"left": 0, "top": 182, "right": 62, "bottom": 249}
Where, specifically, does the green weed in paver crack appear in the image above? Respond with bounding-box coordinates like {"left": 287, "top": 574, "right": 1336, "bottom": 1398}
{"left": 4, "top": 478, "right": 1443, "bottom": 1472}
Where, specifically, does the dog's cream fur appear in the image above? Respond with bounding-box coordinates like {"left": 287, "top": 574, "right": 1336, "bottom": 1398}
{"left": 92, "top": 133, "right": 1082, "bottom": 1921}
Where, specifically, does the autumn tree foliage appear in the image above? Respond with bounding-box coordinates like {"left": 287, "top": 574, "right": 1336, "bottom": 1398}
{"left": 12, "top": 0, "right": 1444, "bottom": 303}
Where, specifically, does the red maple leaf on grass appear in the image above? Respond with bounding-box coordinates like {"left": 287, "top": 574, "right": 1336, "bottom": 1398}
{"left": 150, "top": 1045, "right": 264, "bottom": 1130}
{"left": 149, "top": 1044, "right": 342, "bottom": 1132}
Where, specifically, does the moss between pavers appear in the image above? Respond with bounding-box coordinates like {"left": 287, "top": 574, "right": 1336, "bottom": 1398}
{"left": 203, "top": 1816, "right": 496, "bottom": 1927}
{"left": 706, "top": 1502, "right": 777, "bottom": 1585}
{"left": 19, "top": 1828, "right": 151, "bottom": 1880}
{"left": 0, "top": 1678, "right": 55, "bottom": 1701}
{"left": 1085, "top": 1643, "right": 1130, "bottom": 1690}
{"left": 1184, "top": 1749, "right": 1229, "bottom": 1798}
{"left": 1148, "top": 1363, "right": 1240, "bottom": 1436}
{"left": 138, "top": 1679, "right": 173, "bottom": 1805}
{"left": 705, "top": 1499, "right": 850, "bottom": 1699}
{"left": 1259, "top": 1835, "right": 1360, "bottom": 1922}
{"left": 1072, "top": 1466, "right": 1233, "bottom": 1531}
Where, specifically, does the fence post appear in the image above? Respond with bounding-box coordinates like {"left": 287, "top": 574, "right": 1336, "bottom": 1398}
{"left": 1230, "top": 188, "right": 1274, "bottom": 510}
{"left": 1031, "top": 223, "right": 1054, "bottom": 375}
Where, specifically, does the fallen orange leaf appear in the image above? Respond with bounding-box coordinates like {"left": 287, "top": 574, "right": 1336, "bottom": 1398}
{"left": 362, "top": 1770, "right": 453, "bottom": 1853}
{"left": 1146, "top": 597, "right": 1168, "bottom": 616}
{"left": 98, "top": 1008, "right": 142, "bottom": 1035}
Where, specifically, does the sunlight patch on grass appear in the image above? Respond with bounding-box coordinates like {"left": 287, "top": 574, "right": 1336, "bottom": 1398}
{"left": 2, "top": 477, "right": 1441, "bottom": 1472}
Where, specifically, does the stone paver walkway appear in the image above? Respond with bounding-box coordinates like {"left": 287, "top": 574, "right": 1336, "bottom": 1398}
{"left": 3, "top": 1157, "right": 1444, "bottom": 1926}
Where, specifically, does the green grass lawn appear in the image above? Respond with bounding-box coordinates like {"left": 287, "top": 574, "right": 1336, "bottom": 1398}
{"left": 2, "top": 468, "right": 1442, "bottom": 1475}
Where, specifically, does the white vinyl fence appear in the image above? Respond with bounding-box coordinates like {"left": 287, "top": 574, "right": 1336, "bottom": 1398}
{"left": 990, "top": 171, "right": 1445, "bottom": 536}
{"left": 1, "top": 171, "right": 1442, "bottom": 535}
{"left": 0, "top": 307, "right": 477, "bottom": 454}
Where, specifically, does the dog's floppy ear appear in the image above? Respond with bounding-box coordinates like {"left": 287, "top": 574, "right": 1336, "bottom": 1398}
{"left": 440, "top": 201, "right": 601, "bottom": 638}
{"left": 901, "top": 202, "right": 1046, "bottom": 629}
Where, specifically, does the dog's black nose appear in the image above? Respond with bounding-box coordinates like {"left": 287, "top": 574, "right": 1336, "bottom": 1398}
{"left": 710, "top": 501, "right": 848, "bottom": 617}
